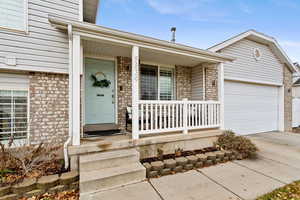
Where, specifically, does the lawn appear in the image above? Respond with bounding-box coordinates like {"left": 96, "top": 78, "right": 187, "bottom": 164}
{"left": 257, "top": 180, "right": 300, "bottom": 200}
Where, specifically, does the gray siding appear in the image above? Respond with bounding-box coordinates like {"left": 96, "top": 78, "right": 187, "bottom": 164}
{"left": 191, "top": 65, "right": 204, "bottom": 100}
{"left": 0, "top": 0, "right": 79, "bottom": 73}
{"left": 220, "top": 39, "right": 284, "bottom": 84}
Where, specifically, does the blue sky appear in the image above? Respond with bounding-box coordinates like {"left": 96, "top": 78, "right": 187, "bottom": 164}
{"left": 97, "top": 0, "right": 300, "bottom": 62}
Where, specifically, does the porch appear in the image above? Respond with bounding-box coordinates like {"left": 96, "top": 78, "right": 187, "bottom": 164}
{"left": 48, "top": 15, "right": 234, "bottom": 145}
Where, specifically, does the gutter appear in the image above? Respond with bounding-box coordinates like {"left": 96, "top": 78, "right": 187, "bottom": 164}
{"left": 64, "top": 24, "right": 73, "bottom": 169}
{"left": 48, "top": 15, "right": 235, "bottom": 63}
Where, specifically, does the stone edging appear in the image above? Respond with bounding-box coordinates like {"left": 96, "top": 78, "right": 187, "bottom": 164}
{"left": 143, "top": 150, "right": 243, "bottom": 178}
{"left": 0, "top": 171, "right": 79, "bottom": 200}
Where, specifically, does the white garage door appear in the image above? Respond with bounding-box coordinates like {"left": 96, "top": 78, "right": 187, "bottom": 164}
{"left": 224, "top": 81, "right": 279, "bottom": 135}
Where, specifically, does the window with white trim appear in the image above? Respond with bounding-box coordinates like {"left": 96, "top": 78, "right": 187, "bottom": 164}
{"left": 140, "top": 65, "right": 175, "bottom": 100}
{"left": 0, "top": 0, "right": 27, "bottom": 31}
{"left": 0, "top": 90, "right": 28, "bottom": 142}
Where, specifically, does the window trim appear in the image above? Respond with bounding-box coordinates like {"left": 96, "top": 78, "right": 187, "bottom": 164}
{"left": 0, "top": 87, "right": 30, "bottom": 145}
{"left": 139, "top": 63, "right": 176, "bottom": 100}
{"left": 0, "top": 0, "right": 29, "bottom": 34}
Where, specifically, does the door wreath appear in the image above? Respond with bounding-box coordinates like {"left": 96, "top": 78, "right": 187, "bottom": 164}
{"left": 91, "top": 72, "right": 111, "bottom": 88}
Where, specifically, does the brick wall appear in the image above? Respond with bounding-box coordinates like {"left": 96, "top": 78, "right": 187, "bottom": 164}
{"left": 205, "top": 64, "right": 218, "bottom": 101}
{"left": 175, "top": 66, "right": 192, "bottom": 100}
{"left": 284, "top": 65, "right": 293, "bottom": 131}
{"left": 29, "top": 72, "right": 69, "bottom": 144}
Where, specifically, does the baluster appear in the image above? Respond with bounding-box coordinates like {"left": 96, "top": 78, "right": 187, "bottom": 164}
{"left": 155, "top": 103, "right": 158, "bottom": 130}
{"left": 159, "top": 104, "right": 162, "bottom": 130}
{"left": 176, "top": 104, "right": 179, "bottom": 128}
{"left": 164, "top": 104, "right": 167, "bottom": 129}
{"left": 141, "top": 104, "right": 144, "bottom": 131}
{"left": 172, "top": 104, "right": 175, "bottom": 128}
{"left": 145, "top": 103, "right": 149, "bottom": 130}
{"left": 150, "top": 103, "right": 153, "bottom": 130}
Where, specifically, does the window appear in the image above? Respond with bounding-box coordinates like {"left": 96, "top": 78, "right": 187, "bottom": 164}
{"left": 0, "top": 90, "right": 28, "bottom": 142}
{"left": 0, "top": 0, "right": 27, "bottom": 31}
{"left": 140, "top": 65, "right": 175, "bottom": 100}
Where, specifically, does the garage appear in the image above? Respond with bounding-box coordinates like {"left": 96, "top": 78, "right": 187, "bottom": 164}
{"left": 224, "top": 81, "right": 279, "bottom": 135}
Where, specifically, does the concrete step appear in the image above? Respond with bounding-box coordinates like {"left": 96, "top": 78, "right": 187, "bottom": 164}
{"left": 80, "top": 162, "right": 146, "bottom": 194}
{"left": 80, "top": 149, "right": 139, "bottom": 172}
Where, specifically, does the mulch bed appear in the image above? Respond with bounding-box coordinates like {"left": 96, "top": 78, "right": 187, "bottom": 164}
{"left": 1, "top": 159, "right": 66, "bottom": 187}
{"left": 140, "top": 147, "right": 218, "bottom": 163}
{"left": 19, "top": 189, "right": 79, "bottom": 200}
{"left": 256, "top": 180, "right": 300, "bottom": 200}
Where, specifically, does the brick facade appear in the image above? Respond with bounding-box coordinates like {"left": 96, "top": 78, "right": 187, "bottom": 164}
{"left": 29, "top": 72, "right": 69, "bottom": 144}
{"left": 284, "top": 65, "right": 293, "bottom": 131}
{"left": 205, "top": 64, "right": 218, "bottom": 101}
{"left": 175, "top": 66, "right": 192, "bottom": 100}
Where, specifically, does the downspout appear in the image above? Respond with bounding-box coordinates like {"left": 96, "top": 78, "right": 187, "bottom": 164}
{"left": 64, "top": 24, "right": 73, "bottom": 169}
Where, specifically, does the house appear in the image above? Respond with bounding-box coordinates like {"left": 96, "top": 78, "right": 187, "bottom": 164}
{"left": 0, "top": 0, "right": 295, "bottom": 197}
{"left": 208, "top": 30, "right": 297, "bottom": 135}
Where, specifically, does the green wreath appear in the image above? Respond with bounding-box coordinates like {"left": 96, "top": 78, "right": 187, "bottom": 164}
{"left": 91, "top": 72, "right": 111, "bottom": 88}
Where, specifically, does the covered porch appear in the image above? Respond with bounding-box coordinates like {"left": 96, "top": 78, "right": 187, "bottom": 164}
{"left": 49, "top": 16, "right": 234, "bottom": 146}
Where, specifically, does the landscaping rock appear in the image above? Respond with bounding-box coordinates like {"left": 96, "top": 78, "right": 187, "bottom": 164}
{"left": 48, "top": 185, "right": 66, "bottom": 194}
{"left": 173, "top": 165, "right": 183, "bottom": 173}
{"left": 37, "top": 174, "right": 59, "bottom": 189}
{"left": 215, "top": 151, "right": 225, "bottom": 159}
{"left": 0, "top": 194, "right": 17, "bottom": 200}
{"left": 148, "top": 171, "right": 158, "bottom": 178}
{"left": 164, "top": 159, "right": 176, "bottom": 169}
{"left": 143, "top": 162, "right": 152, "bottom": 173}
{"left": 196, "top": 154, "right": 207, "bottom": 162}
{"left": 184, "top": 164, "right": 194, "bottom": 170}
{"left": 160, "top": 168, "right": 172, "bottom": 176}
{"left": 69, "top": 181, "right": 79, "bottom": 190}
{"left": 223, "top": 156, "right": 229, "bottom": 162}
{"left": 205, "top": 152, "right": 217, "bottom": 161}
{"left": 195, "top": 161, "right": 204, "bottom": 168}
{"left": 236, "top": 154, "right": 243, "bottom": 160}
{"left": 12, "top": 178, "right": 36, "bottom": 194}
{"left": 186, "top": 155, "right": 198, "bottom": 165}
{"left": 204, "top": 160, "right": 213, "bottom": 167}
{"left": 24, "top": 189, "right": 44, "bottom": 198}
{"left": 175, "top": 157, "right": 188, "bottom": 166}
{"left": 60, "top": 170, "right": 79, "bottom": 185}
{"left": 151, "top": 161, "right": 164, "bottom": 171}
{"left": 0, "top": 186, "right": 10, "bottom": 196}
{"left": 215, "top": 158, "right": 221, "bottom": 164}
{"left": 222, "top": 150, "right": 233, "bottom": 157}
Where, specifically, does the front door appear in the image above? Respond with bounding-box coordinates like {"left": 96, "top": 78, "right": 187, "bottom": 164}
{"left": 85, "top": 58, "right": 115, "bottom": 124}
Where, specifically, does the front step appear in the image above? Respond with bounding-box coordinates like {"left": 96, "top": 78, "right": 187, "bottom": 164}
{"left": 80, "top": 162, "right": 145, "bottom": 194}
{"left": 80, "top": 149, "right": 139, "bottom": 172}
{"left": 79, "top": 148, "right": 146, "bottom": 195}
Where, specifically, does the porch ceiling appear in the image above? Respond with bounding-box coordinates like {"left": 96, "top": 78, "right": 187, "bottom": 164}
{"left": 83, "top": 40, "right": 211, "bottom": 66}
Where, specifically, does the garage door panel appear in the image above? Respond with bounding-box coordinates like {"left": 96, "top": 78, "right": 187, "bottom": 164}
{"left": 225, "top": 81, "right": 279, "bottom": 135}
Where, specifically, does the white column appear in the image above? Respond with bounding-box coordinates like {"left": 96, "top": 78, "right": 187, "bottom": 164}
{"left": 72, "top": 34, "right": 81, "bottom": 145}
{"left": 218, "top": 62, "right": 225, "bottom": 129}
{"left": 132, "top": 46, "right": 140, "bottom": 140}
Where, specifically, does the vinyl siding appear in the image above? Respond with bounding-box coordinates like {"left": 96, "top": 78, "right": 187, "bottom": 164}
{"left": 0, "top": 0, "right": 79, "bottom": 74}
{"left": 220, "top": 39, "right": 283, "bottom": 84}
{"left": 191, "top": 65, "right": 204, "bottom": 100}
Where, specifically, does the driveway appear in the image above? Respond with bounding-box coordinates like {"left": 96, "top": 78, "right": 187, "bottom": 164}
{"left": 89, "top": 132, "right": 300, "bottom": 200}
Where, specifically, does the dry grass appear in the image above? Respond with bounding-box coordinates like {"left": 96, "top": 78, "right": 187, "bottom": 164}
{"left": 257, "top": 180, "right": 300, "bottom": 200}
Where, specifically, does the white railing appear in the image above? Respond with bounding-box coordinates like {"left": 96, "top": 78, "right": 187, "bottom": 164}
{"left": 138, "top": 99, "right": 221, "bottom": 135}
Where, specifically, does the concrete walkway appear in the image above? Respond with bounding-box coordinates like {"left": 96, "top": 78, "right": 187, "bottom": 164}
{"left": 89, "top": 132, "right": 300, "bottom": 200}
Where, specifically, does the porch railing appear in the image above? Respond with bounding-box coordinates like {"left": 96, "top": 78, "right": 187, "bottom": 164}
{"left": 138, "top": 99, "right": 220, "bottom": 135}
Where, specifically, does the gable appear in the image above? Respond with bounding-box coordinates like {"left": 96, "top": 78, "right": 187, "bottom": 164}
{"left": 219, "top": 38, "right": 283, "bottom": 85}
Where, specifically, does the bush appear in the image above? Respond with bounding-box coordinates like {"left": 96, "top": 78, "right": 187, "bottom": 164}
{"left": 215, "top": 130, "right": 258, "bottom": 158}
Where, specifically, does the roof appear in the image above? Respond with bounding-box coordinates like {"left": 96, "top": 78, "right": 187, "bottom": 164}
{"left": 294, "top": 78, "right": 300, "bottom": 85}
{"left": 83, "top": 0, "right": 99, "bottom": 23}
{"left": 208, "top": 29, "right": 297, "bottom": 73}
{"left": 48, "top": 15, "right": 235, "bottom": 63}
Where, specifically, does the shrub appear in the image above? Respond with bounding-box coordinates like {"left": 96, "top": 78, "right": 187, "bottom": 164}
{"left": 215, "top": 130, "right": 258, "bottom": 158}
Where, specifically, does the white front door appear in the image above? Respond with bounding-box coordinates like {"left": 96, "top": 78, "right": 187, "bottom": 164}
{"left": 224, "top": 81, "right": 279, "bottom": 135}
{"left": 85, "top": 58, "right": 115, "bottom": 124}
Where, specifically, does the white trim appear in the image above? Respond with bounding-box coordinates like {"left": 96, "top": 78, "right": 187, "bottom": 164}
{"left": 203, "top": 67, "right": 206, "bottom": 100}
{"left": 79, "top": 0, "right": 83, "bottom": 22}
{"left": 253, "top": 48, "right": 262, "bottom": 61}
{"left": 218, "top": 63, "right": 224, "bottom": 129}
{"left": 0, "top": 0, "right": 29, "bottom": 34}
{"left": 83, "top": 55, "right": 118, "bottom": 125}
{"left": 131, "top": 46, "right": 139, "bottom": 139}
{"left": 225, "top": 76, "right": 283, "bottom": 86}
{"left": 141, "top": 61, "right": 175, "bottom": 69}
{"left": 278, "top": 86, "right": 285, "bottom": 131}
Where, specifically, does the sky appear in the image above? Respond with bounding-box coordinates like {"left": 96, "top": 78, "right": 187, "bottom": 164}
{"left": 96, "top": 0, "right": 300, "bottom": 63}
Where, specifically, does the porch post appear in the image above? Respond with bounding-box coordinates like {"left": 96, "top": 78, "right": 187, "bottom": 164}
{"left": 218, "top": 62, "right": 225, "bottom": 129}
{"left": 72, "top": 34, "right": 81, "bottom": 145}
{"left": 132, "top": 46, "right": 139, "bottom": 139}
